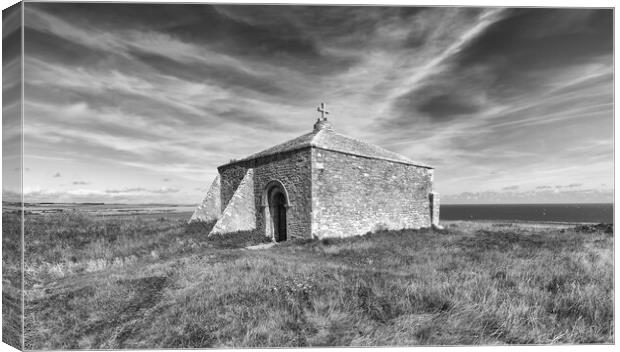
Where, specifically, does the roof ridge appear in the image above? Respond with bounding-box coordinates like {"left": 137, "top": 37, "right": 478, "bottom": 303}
{"left": 220, "top": 126, "right": 433, "bottom": 169}
{"left": 308, "top": 127, "right": 326, "bottom": 146}
{"left": 233, "top": 130, "right": 316, "bottom": 162}
{"left": 312, "top": 128, "right": 431, "bottom": 168}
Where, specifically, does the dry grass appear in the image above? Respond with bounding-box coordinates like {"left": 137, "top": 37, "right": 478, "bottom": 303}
{"left": 5, "top": 212, "right": 613, "bottom": 348}
{"left": 2, "top": 210, "right": 23, "bottom": 349}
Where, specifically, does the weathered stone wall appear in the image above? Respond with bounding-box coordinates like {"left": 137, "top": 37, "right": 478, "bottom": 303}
{"left": 252, "top": 149, "right": 312, "bottom": 239}
{"left": 210, "top": 169, "right": 255, "bottom": 235}
{"left": 216, "top": 146, "right": 433, "bottom": 240}
{"left": 311, "top": 148, "right": 433, "bottom": 238}
{"left": 430, "top": 191, "right": 440, "bottom": 226}
{"left": 217, "top": 149, "right": 313, "bottom": 239}
{"left": 218, "top": 164, "right": 248, "bottom": 212}
{"left": 189, "top": 175, "right": 221, "bottom": 224}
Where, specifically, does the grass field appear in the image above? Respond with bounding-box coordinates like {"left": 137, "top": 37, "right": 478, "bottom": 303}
{"left": 3, "top": 211, "right": 614, "bottom": 348}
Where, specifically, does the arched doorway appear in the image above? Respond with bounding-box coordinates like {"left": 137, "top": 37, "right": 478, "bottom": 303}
{"left": 270, "top": 190, "right": 287, "bottom": 242}
{"left": 262, "top": 181, "right": 290, "bottom": 242}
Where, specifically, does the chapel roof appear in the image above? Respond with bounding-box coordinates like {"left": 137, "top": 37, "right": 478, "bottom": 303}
{"left": 222, "top": 118, "right": 433, "bottom": 169}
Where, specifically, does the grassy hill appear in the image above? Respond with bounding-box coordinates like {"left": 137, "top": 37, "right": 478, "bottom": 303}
{"left": 3, "top": 211, "right": 613, "bottom": 348}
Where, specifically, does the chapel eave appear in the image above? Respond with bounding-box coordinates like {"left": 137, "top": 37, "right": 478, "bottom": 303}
{"left": 217, "top": 144, "right": 433, "bottom": 170}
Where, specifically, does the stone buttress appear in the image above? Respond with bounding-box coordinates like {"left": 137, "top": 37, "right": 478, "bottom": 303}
{"left": 189, "top": 175, "right": 221, "bottom": 224}
{"left": 209, "top": 168, "right": 256, "bottom": 236}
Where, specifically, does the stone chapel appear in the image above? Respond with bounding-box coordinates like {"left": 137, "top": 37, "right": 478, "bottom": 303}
{"left": 190, "top": 104, "right": 440, "bottom": 240}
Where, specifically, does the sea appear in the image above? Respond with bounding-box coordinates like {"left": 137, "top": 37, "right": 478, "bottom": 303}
{"left": 440, "top": 203, "right": 614, "bottom": 224}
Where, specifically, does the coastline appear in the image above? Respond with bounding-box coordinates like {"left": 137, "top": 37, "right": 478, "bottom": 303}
{"left": 441, "top": 219, "right": 605, "bottom": 229}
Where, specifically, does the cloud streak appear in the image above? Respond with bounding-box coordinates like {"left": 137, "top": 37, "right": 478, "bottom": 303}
{"left": 444, "top": 187, "right": 613, "bottom": 204}
{"left": 19, "top": 4, "right": 613, "bottom": 204}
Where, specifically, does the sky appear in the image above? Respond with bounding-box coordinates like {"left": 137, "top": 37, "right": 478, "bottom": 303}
{"left": 2, "top": 3, "right": 614, "bottom": 204}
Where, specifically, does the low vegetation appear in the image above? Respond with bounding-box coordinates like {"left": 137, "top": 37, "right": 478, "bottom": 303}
{"left": 2, "top": 211, "right": 23, "bottom": 349}
{"left": 5, "top": 211, "right": 613, "bottom": 348}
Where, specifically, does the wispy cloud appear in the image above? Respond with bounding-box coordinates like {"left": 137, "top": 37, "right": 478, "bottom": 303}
{"left": 105, "top": 187, "right": 180, "bottom": 194}
{"left": 444, "top": 187, "right": 613, "bottom": 204}
{"left": 20, "top": 4, "right": 613, "bottom": 204}
{"left": 19, "top": 186, "right": 186, "bottom": 204}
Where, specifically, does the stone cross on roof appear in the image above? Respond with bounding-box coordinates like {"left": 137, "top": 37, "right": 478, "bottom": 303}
{"left": 317, "top": 102, "right": 330, "bottom": 119}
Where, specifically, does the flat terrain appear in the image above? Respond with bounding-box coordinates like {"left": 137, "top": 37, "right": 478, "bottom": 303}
{"left": 3, "top": 210, "right": 613, "bottom": 348}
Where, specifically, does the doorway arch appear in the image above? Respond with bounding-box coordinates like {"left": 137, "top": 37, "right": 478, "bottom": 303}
{"left": 261, "top": 180, "right": 290, "bottom": 242}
